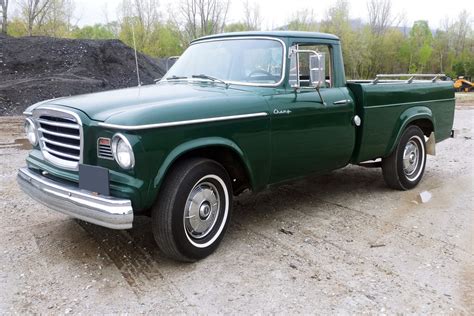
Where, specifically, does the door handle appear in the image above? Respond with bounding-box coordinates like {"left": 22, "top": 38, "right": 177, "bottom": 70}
{"left": 333, "top": 99, "right": 350, "bottom": 105}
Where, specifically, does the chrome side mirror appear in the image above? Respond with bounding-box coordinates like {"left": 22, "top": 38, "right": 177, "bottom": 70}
{"left": 289, "top": 48, "right": 327, "bottom": 105}
{"left": 309, "top": 53, "right": 325, "bottom": 89}
{"left": 290, "top": 48, "right": 325, "bottom": 89}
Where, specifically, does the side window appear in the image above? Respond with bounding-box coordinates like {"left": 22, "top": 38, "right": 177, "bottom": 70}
{"left": 289, "top": 44, "right": 333, "bottom": 88}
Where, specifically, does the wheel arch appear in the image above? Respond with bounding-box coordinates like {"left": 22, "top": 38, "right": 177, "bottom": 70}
{"left": 385, "top": 106, "right": 434, "bottom": 157}
{"left": 152, "top": 137, "right": 255, "bottom": 197}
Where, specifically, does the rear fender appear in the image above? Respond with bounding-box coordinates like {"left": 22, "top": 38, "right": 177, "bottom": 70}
{"left": 385, "top": 106, "right": 434, "bottom": 157}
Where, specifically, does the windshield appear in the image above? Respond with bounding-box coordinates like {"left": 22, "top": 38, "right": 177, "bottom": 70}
{"left": 163, "top": 38, "right": 284, "bottom": 85}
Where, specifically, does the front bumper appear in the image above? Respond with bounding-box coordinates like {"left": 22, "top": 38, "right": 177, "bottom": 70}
{"left": 17, "top": 167, "right": 133, "bottom": 229}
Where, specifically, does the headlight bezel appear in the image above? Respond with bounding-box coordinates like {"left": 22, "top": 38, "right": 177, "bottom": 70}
{"left": 111, "top": 133, "right": 135, "bottom": 170}
{"left": 24, "top": 117, "right": 38, "bottom": 146}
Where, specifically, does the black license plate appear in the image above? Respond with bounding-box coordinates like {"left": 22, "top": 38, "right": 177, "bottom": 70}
{"left": 79, "top": 164, "right": 110, "bottom": 196}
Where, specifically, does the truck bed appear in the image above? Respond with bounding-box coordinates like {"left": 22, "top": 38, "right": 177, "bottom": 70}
{"left": 347, "top": 80, "right": 455, "bottom": 163}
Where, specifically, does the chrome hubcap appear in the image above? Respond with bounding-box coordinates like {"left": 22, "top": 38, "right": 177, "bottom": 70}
{"left": 199, "top": 203, "right": 211, "bottom": 218}
{"left": 184, "top": 181, "right": 220, "bottom": 240}
{"left": 403, "top": 139, "right": 420, "bottom": 178}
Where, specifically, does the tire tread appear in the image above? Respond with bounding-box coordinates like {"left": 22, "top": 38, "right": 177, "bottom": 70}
{"left": 382, "top": 125, "right": 426, "bottom": 191}
{"left": 152, "top": 158, "right": 230, "bottom": 262}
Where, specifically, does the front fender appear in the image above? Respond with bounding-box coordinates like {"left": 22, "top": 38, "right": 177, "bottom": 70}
{"left": 151, "top": 136, "right": 255, "bottom": 193}
{"left": 385, "top": 106, "right": 434, "bottom": 156}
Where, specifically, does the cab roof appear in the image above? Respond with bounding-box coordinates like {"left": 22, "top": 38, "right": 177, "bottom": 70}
{"left": 193, "top": 31, "right": 340, "bottom": 43}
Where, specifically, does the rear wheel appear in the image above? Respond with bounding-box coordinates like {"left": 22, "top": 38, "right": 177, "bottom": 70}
{"left": 152, "top": 158, "right": 232, "bottom": 262}
{"left": 382, "top": 125, "right": 427, "bottom": 190}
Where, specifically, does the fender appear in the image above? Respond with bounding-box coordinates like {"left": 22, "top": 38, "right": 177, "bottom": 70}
{"left": 151, "top": 137, "right": 256, "bottom": 193}
{"left": 385, "top": 106, "right": 435, "bottom": 156}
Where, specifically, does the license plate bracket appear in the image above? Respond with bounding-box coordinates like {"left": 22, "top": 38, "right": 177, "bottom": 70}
{"left": 79, "top": 164, "right": 110, "bottom": 196}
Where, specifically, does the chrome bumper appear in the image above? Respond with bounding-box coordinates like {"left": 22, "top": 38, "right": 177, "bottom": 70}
{"left": 17, "top": 167, "right": 133, "bottom": 229}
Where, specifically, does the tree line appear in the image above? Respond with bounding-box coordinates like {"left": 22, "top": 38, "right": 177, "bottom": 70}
{"left": 1, "top": 0, "right": 473, "bottom": 79}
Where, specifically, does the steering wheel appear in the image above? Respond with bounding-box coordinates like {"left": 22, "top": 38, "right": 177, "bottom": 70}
{"left": 248, "top": 69, "right": 273, "bottom": 78}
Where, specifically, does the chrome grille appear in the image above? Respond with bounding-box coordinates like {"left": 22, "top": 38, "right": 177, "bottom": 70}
{"left": 34, "top": 108, "right": 83, "bottom": 170}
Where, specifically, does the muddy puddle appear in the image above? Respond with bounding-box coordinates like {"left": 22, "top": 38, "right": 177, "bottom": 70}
{"left": 0, "top": 138, "right": 32, "bottom": 150}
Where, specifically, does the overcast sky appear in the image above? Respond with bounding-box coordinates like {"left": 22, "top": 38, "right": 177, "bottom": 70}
{"left": 9, "top": 0, "right": 471, "bottom": 30}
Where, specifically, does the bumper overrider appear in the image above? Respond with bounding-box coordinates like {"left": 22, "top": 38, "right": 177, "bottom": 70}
{"left": 17, "top": 167, "right": 133, "bottom": 229}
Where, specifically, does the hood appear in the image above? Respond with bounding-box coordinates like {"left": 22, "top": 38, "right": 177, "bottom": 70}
{"left": 34, "top": 82, "right": 268, "bottom": 126}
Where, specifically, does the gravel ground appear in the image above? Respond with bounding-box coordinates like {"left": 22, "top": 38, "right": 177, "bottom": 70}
{"left": 0, "top": 107, "right": 473, "bottom": 314}
{"left": 456, "top": 92, "right": 474, "bottom": 104}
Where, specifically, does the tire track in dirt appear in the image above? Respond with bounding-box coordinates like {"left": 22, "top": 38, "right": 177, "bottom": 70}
{"left": 76, "top": 221, "right": 194, "bottom": 312}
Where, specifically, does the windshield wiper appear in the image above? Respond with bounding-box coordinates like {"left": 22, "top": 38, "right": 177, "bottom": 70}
{"left": 166, "top": 75, "right": 187, "bottom": 80}
{"left": 192, "top": 74, "right": 229, "bottom": 87}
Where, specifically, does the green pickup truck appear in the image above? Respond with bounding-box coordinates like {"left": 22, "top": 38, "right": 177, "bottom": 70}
{"left": 18, "top": 31, "right": 455, "bottom": 261}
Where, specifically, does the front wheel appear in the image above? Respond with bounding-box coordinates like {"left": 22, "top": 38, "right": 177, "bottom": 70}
{"left": 152, "top": 158, "right": 232, "bottom": 262}
{"left": 382, "top": 125, "right": 427, "bottom": 190}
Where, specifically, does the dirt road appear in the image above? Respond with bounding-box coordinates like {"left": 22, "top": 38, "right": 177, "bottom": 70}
{"left": 1, "top": 108, "right": 473, "bottom": 314}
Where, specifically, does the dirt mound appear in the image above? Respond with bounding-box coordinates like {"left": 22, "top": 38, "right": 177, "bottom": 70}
{"left": 0, "top": 36, "right": 166, "bottom": 115}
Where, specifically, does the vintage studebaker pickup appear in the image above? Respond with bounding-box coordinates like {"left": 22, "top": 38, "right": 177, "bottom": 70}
{"left": 18, "top": 31, "right": 455, "bottom": 261}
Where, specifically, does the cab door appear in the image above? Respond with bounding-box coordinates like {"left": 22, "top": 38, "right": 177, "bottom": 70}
{"left": 269, "top": 41, "right": 356, "bottom": 183}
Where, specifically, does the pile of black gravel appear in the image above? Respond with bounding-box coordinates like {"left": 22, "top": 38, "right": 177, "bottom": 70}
{"left": 0, "top": 36, "right": 166, "bottom": 115}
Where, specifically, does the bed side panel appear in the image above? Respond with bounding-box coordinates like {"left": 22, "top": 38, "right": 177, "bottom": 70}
{"left": 348, "top": 81, "right": 455, "bottom": 163}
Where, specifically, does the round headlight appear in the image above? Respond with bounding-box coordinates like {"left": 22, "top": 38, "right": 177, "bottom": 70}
{"left": 112, "top": 134, "right": 135, "bottom": 169}
{"left": 24, "top": 118, "right": 38, "bottom": 146}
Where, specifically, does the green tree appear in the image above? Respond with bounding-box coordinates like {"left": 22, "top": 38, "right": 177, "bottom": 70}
{"left": 71, "top": 24, "right": 115, "bottom": 40}
{"left": 408, "top": 20, "right": 433, "bottom": 73}
{"left": 6, "top": 17, "right": 28, "bottom": 36}
{"left": 119, "top": 16, "right": 184, "bottom": 58}
{"left": 320, "top": 0, "right": 361, "bottom": 79}
{"left": 224, "top": 22, "right": 248, "bottom": 33}
{"left": 144, "top": 22, "right": 184, "bottom": 57}
{"left": 119, "top": 16, "right": 148, "bottom": 52}
{"left": 286, "top": 9, "right": 318, "bottom": 32}
{"left": 431, "top": 29, "right": 452, "bottom": 74}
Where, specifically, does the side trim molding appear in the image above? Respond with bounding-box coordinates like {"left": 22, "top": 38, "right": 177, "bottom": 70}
{"left": 98, "top": 112, "right": 269, "bottom": 130}
{"left": 367, "top": 98, "right": 455, "bottom": 109}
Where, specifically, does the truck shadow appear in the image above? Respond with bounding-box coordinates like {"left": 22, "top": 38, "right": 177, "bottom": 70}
{"left": 75, "top": 165, "right": 387, "bottom": 293}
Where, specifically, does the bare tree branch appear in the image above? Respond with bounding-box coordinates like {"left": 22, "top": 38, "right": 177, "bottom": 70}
{"left": 243, "top": 0, "right": 260, "bottom": 30}
{"left": 367, "top": 0, "right": 399, "bottom": 35}
{"left": 120, "top": 0, "right": 160, "bottom": 41}
{"left": 178, "top": 0, "right": 229, "bottom": 42}
{"left": 0, "top": 0, "right": 9, "bottom": 34}
{"left": 17, "top": 0, "right": 54, "bottom": 35}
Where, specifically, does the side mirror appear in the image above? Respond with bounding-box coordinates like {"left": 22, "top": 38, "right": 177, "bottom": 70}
{"left": 289, "top": 48, "right": 327, "bottom": 105}
{"left": 309, "top": 53, "right": 325, "bottom": 89}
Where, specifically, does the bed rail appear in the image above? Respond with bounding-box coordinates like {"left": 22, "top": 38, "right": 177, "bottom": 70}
{"left": 372, "top": 74, "right": 446, "bottom": 84}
